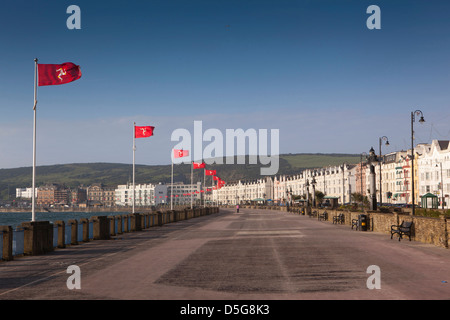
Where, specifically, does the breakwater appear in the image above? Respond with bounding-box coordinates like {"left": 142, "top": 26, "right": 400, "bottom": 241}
{"left": 1, "top": 207, "right": 219, "bottom": 261}
{"left": 0, "top": 206, "right": 144, "bottom": 213}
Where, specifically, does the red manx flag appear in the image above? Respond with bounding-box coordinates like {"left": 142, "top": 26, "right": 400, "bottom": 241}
{"left": 135, "top": 126, "right": 155, "bottom": 138}
{"left": 193, "top": 162, "right": 206, "bottom": 169}
{"left": 38, "top": 62, "right": 81, "bottom": 86}
{"left": 174, "top": 149, "right": 189, "bottom": 158}
{"left": 205, "top": 170, "right": 216, "bottom": 176}
{"left": 213, "top": 176, "right": 220, "bottom": 181}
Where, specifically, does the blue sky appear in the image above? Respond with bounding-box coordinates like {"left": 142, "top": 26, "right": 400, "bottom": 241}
{"left": 1, "top": 0, "right": 450, "bottom": 169}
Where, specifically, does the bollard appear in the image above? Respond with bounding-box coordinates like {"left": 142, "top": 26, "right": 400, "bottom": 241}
{"left": 1, "top": 226, "right": 13, "bottom": 261}
{"left": 130, "top": 213, "right": 142, "bottom": 232}
{"left": 156, "top": 211, "right": 163, "bottom": 227}
{"left": 115, "top": 215, "right": 123, "bottom": 234}
{"left": 79, "top": 218, "right": 90, "bottom": 242}
{"left": 21, "top": 221, "right": 54, "bottom": 256}
{"left": 148, "top": 213, "right": 153, "bottom": 227}
{"left": 54, "top": 220, "right": 65, "bottom": 248}
{"left": 109, "top": 216, "right": 116, "bottom": 236}
{"left": 142, "top": 213, "right": 148, "bottom": 228}
{"left": 123, "top": 214, "right": 130, "bottom": 232}
{"left": 68, "top": 219, "right": 78, "bottom": 245}
{"left": 91, "top": 216, "right": 110, "bottom": 240}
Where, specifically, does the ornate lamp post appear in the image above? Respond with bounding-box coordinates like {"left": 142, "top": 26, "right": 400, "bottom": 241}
{"left": 305, "top": 179, "right": 310, "bottom": 207}
{"left": 436, "top": 162, "right": 444, "bottom": 210}
{"left": 341, "top": 164, "right": 346, "bottom": 205}
{"left": 411, "top": 110, "right": 425, "bottom": 215}
{"left": 311, "top": 177, "right": 317, "bottom": 207}
{"left": 379, "top": 136, "right": 389, "bottom": 205}
{"left": 367, "top": 147, "right": 379, "bottom": 211}
{"left": 360, "top": 151, "right": 367, "bottom": 210}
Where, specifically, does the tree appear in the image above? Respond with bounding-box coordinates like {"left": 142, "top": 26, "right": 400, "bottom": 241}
{"left": 351, "top": 192, "right": 364, "bottom": 203}
{"left": 352, "top": 192, "right": 369, "bottom": 210}
{"left": 315, "top": 190, "right": 325, "bottom": 206}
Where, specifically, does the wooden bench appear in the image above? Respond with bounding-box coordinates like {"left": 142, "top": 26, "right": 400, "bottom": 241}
{"left": 318, "top": 211, "right": 328, "bottom": 221}
{"left": 309, "top": 210, "right": 318, "bottom": 218}
{"left": 390, "top": 221, "right": 413, "bottom": 241}
{"left": 333, "top": 213, "right": 344, "bottom": 224}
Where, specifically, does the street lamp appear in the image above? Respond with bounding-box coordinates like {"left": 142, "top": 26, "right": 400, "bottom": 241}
{"left": 379, "top": 136, "right": 389, "bottom": 205}
{"left": 367, "top": 147, "right": 379, "bottom": 211}
{"left": 436, "top": 162, "right": 444, "bottom": 210}
{"left": 305, "top": 179, "right": 310, "bottom": 207}
{"left": 311, "top": 177, "right": 317, "bottom": 207}
{"left": 411, "top": 110, "right": 425, "bottom": 215}
{"left": 290, "top": 187, "right": 293, "bottom": 206}
{"left": 341, "top": 164, "right": 344, "bottom": 205}
{"left": 360, "top": 152, "right": 368, "bottom": 210}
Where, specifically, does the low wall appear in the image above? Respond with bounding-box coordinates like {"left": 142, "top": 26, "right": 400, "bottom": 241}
{"left": 225, "top": 205, "right": 449, "bottom": 249}
{"left": 0, "top": 207, "right": 219, "bottom": 262}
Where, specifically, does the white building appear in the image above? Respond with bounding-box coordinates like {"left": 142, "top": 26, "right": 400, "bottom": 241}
{"left": 115, "top": 183, "right": 158, "bottom": 207}
{"left": 115, "top": 182, "right": 203, "bottom": 207}
{"left": 375, "top": 151, "right": 408, "bottom": 205}
{"left": 167, "top": 182, "right": 202, "bottom": 206}
{"left": 212, "top": 164, "right": 356, "bottom": 206}
{"left": 368, "top": 140, "right": 450, "bottom": 207}
{"left": 214, "top": 177, "right": 273, "bottom": 205}
{"left": 417, "top": 140, "right": 450, "bottom": 208}
{"left": 15, "top": 187, "right": 37, "bottom": 199}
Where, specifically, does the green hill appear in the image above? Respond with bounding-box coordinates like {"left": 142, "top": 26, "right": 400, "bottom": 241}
{"left": 0, "top": 153, "right": 360, "bottom": 200}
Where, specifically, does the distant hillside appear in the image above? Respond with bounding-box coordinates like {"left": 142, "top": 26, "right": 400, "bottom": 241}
{"left": 0, "top": 153, "right": 360, "bottom": 199}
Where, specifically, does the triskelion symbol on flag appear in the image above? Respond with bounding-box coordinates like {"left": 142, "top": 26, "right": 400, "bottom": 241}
{"left": 56, "top": 67, "right": 67, "bottom": 81}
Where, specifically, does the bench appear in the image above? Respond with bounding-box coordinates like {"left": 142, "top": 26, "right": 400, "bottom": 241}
{"left": 391, "top": 221, "right": 413, "bottom": 241}
{"left": 318, "top": 211, "right": 328, "bottom": 221}
{"left": 309, "top": 210, "right": 318, "bottom": 218}
{"left": 333, "top": 213, "right": 344, "bottom": 224}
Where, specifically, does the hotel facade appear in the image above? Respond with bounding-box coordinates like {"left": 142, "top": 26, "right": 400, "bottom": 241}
{"left": 212, "top": 140, "right": 450, "bottom": 209}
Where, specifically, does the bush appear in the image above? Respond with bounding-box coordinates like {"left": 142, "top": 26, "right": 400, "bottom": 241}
{"left": 379, "top": 206, "right": 392, "bottom": 213}
{"left": 414, "top": 208, "right": 442, "bottom": 218}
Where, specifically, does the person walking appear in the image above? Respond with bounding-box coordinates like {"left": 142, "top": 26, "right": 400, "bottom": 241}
{"left": 236, "top": 204, "right": 239, "bottom": 213}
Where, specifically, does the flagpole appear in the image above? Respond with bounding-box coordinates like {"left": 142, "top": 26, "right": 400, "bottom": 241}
{"left": 203, "top": 168, "right": 206, "bottom": 207}
{"left": 215, "top": 177, "right": 218, "bottom": 206}
{"left": 132, "top": 122, "right": 136, "bottom": 214}
{"left": 171, "top": 150, "right": 174, "bottom": 210}
{"left": 191, "top": 161, "right": 193, "bottom": 209}
{"left": 32, "top": 58, "right": 38, "bottom": 222}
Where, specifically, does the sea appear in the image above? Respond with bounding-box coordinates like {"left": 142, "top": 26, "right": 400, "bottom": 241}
{"left": 0, "top": 211, "right": 128, "bottom": 229}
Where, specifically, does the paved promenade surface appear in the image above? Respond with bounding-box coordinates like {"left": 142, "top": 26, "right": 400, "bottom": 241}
{"left": 1, "top": 208, "right": 449, "bottom": 301}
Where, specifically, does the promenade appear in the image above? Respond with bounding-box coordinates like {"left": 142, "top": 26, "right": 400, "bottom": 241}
{"left": 1, "top": 207, "right": 449, "bottom": 301}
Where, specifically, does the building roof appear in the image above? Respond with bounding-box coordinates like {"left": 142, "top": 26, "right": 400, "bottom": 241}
{"left": 437, "top": 140, "right": 450, "bottom": 151}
